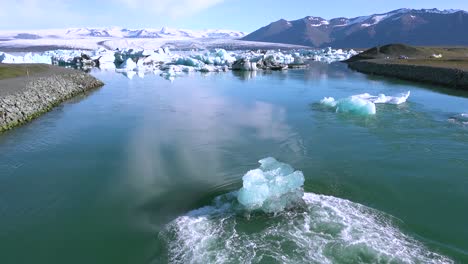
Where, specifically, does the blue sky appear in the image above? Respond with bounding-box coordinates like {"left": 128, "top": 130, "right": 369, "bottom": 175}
{"left": 1, "top": 0, "right": 467, "bottom": 32}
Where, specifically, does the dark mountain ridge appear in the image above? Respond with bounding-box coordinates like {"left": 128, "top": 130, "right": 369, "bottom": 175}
{"left": 242, "top": 9, "right": 468, "bottom": 48}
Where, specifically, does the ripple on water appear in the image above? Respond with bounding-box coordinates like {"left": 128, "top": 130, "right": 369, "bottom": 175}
{"left": 161, "top": 192, "right": 452, "bottom": 264}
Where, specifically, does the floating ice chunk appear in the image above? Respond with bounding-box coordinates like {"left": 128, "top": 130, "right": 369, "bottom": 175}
{"left": 320, "top": 97, "right": 337, "bottom": 108}
{"left": 0, "top": 52, "right": 51, "bottom": 64}
{"left": 215, "top": 49, "right": 236, "bottom": 64}
{"left": 320, "top": 96, "right": 376, "bottom": 115}
{"left": 118, "top": 58, "right": 137, "bottom": 71}
{"left": 97, "top": 51, "right": 116, "bottom": 69}
{"left": 143, "top": 51, "right": 173, "bottom": 64}
{"left": 237, "top": 157, "right": 305, "bottom": 213}
{"left": 190, "top": 49, "right": 236, "bottom": 66}
{"left": 23, "top": 53, "right": 52, "bottom": 64}
{"left": 175, "top": 57, "right": 204, "bottom": 68}
{"left": 232, "top": 58, "right": 257, "bottom": 71}
{"left": 336, "top": 97, "right": 376, "bottom": 115}
{"left": 142, "top": 49, "right": 155, "bottom": 56}
{"left": 320, "top": 91, "right": 410, "bottom": 115}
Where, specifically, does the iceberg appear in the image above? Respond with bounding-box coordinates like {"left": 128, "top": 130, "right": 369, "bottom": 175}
{"left": 237, "top": 157, "right": 305, "bottom": 213}
{"left": 96, "top": 51, "right": 116, "bottom": 69}
{"left": 321, "top": 96, "right": 376, "bottom": 115}
{"left": 232, "top": 58, "right": 257, "bottom": 71}
{"left": 320, "top": 91, "right": 410, "bottom": 115}
{"left": 117, "top": 58, "right": 137, "bottom": 71}
{"left": 336, "top": 97, "right": 376, "bottom": 115}
{"left": 174, "top": 57, "right": 204, "bottom": 68}
{"left": 0, "top": 52, "right": 51, "bottom": 64}
{"left": 190, "top": 49, "right": 236, "bottom": 66}
{"left": 320, "top": 97, "right": 338, "bottom": 108}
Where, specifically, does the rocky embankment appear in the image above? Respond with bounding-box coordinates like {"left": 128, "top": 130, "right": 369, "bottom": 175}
{"left": 0, "top": 65, "right": 103, "bottom": 132}
{"left": 347, "top": 60, "right": 468, "bottom": 89}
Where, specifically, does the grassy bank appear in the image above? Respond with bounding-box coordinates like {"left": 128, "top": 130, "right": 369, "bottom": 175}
{"left": 0, "top": 64, "right": 52, "bottom": 80}
{"left": 345, "top": 44, "right": 468, "bottom": 89}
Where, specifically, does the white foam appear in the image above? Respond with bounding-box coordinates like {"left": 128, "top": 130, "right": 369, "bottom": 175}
{"left": 449, "top": 113, "right": 468, "bottom": 125}
{"left": 355, "top": 91, "right": 411, "bottom": 105}
{"left": 162, "top": 158, "right": 451, "bottom": 264}
{"left": 164, "top": 192, "right": 452, "bottom": 264}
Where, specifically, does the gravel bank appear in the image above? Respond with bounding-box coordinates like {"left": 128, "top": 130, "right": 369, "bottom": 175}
{"left": 0, "top": 64, "right": 104, "bottom": 132}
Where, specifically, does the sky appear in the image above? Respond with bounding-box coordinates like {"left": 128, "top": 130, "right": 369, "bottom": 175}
{"left": 1, "top": 0, "right": 467, "bottom": 32}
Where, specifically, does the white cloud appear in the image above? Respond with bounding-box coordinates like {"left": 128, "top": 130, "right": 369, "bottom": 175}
{"left": 0, "top": 0, "right": 83, "bottom": 29}
{"left": 0, "top": 0, "right": 226, "bottom": 29}
{"left": 116, "top": 0, "right": 225, "bottom": 18}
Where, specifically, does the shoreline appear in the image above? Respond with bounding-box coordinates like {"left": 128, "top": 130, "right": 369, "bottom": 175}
{"left": 346, "top": 59, "right": 468, "bottom": 89}
{"left": 0, "top": 64, "right": 104, "bottom": 132}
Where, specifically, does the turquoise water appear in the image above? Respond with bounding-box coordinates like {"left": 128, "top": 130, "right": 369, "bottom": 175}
{"left": 0, "top": 63, "right": 467, "bottom": 263}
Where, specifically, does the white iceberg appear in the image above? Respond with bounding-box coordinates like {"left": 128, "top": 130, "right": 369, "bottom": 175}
{"left": 237, "top": 157, "right": 305, "bottom": 213}
{"left": 174, "top": 57, "right": 204, "bottom": 68}
{"left": 96, "top": 51, "right": 116, "bottom": 69}
{"left": 336, "top": 97, "right": 377, "bottom": 115}
{"left": 117, "top": 58, "right": 137, "bottom": 71}
{"left": 0, "top": 52, "right": 51, "bottom": 64}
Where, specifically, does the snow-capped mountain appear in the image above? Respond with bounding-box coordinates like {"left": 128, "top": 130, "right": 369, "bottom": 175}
{"left": 243, "top": 8, "right": 468, "bottom": 48}
{"left": 0, "top": 27, "right": 245, "bottom": 40}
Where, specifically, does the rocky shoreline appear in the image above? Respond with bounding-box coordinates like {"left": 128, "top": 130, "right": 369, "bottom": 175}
{"left": 0, "top": 65, "right": 104, "bottom": 132}
{"left": 347, "top": 60, "right": 468, "bottom": 89}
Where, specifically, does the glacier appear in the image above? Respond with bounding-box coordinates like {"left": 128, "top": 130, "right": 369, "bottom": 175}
{"left": 320, "top": 91, "right": 410, "bottom": 115}
{"left": 237, "top": 157, "right": 305, "bottom": 213}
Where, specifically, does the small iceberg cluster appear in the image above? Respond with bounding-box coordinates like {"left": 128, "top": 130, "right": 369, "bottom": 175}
{"left": 0, "top": 47, "right": 359, "bottom": 80}
{"left": 237, "top": 157, "right": 305, "bottom": 213}
{"left": 320, "top": 91, "right": 410, "bottom": 115}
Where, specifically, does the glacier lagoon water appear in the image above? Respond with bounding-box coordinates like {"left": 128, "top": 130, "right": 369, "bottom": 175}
{"left": 0, "top": 62, "right": 467, "bottom": 263}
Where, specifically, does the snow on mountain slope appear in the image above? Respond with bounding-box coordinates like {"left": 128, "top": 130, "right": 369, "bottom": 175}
{"left": 0, "top": 27, "right": 248, "bottom": 51}
{"left": 0, "top": 27, "right": 245, "bottom": 40}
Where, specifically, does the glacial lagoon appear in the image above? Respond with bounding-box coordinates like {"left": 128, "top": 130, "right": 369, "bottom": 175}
{"left": 0, "top": 62, "right": 467, "bottom": 263}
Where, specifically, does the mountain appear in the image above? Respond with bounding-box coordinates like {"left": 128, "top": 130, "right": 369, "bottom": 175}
{"left": 242, "top": 9, "right": 468, "bottom": 48}
{"left": 0, "top": 27, "right": 245, "bottom": 40}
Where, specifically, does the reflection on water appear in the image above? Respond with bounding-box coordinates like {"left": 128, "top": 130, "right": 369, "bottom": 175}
{"left": 124, "top": 78, "right": 303, "bottom": 230}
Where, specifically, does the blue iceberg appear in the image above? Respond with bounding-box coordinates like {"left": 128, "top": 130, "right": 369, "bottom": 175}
{"left": 237, "top": 157, "right": 305, "bottom": 213}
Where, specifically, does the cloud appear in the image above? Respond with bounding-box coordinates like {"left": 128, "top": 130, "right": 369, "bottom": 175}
{"left": 117, "top": 0, "right": 225, "bottom": 18}
{"left": 0, "top": 0, "right": 226, "bottom": 29}
{"left": 0, "top": 0, "right": 83, "bottom": 29}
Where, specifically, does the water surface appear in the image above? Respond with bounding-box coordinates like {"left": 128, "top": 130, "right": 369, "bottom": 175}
{"left": 0, "top": 63, "right": 467, "bottom": 263}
